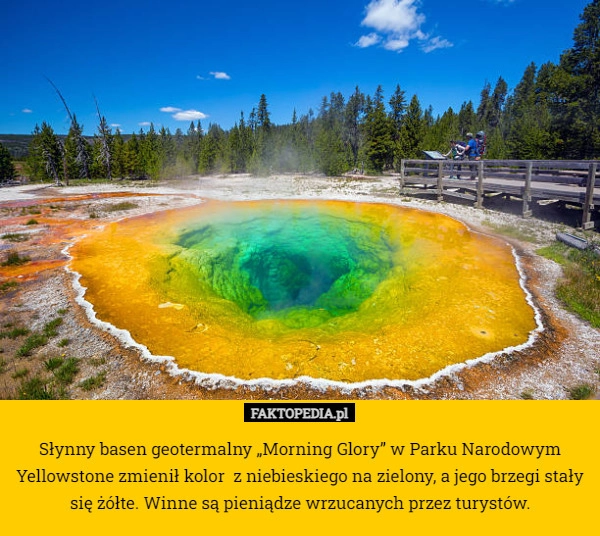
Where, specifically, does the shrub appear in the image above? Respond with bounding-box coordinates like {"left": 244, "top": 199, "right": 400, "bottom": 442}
{"left": 537, "top": 242, "right": 600, "bottom": 328}
{"left": 19, "top": 377, "right": 56, "bottom": 400}
{"left": 43, "top": 318, "right": 63, "bottom": 337}
{"left": 1, "top": 252, "right": 30, "bottom": 266}
{"left": 43, "top": 356, "right": 65, "bottom": 372}
{"left": 79, "top": 371, "right": 107, "bottom": 391}
{"left": 567, "top": 384, "right": 594, "bottom": 400}
{"left": 16, "top": 333, "right": 48, "bottom": 357}
{"left": 2, "top": 233, "right": 29, "bottom": 242}
{"left": 53, "top": 357, "right": 79, "bottom": 385}
{"left": 0, "top": 326, "right": 30, "bottom": 339}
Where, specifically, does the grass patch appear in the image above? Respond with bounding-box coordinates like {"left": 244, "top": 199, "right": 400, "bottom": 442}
{"left": 104, "top": 201, "right": 138, "bottom": 212}
{"left": 1, "top": 252, "right": 30, "bottom": 266}
{"left": 18, "top": 376, "right": 56, "bottom": 400}
{"left": 79, "top": 370, "right": 107, "bottom": 391}
{"left": 25, "top": 218, "right": 38, "bottom": 225}
{"left": 537, "top": 241, "right": 600, "bottom": 328}
{"left": 21, "top": 206, "right": 41, "bottom": 215}
{"left": 519, "top": 389, "right": 535, "bottom": 400}
{"left": 43, "top": 317, "right": 63, "bottom": 337}
{"left": 483, "top": 221, "right": 538, "bottom": 242}
{"left": 57, "top": 308, "right": 68, "bottom": 315}
{"left": 567, "top": 384, "right": 595, "bottom": 400}
{"left": 16, "top": 333, "right": 48, "bottom": 357}
{"left": 53, "top": 357, "right": 79, "bottom": 385}
{"left": 43, "top": 356, "right": 65, "bottom": 372}
{"left": 0, "top": 326, "right": 30, "bottom": 339}
{"left": 12, "top": 318, "right": 62, "bottom": 357}
{"left": 89, "top": 356, "right": 107, "bottom": 367}
{"left": 12, "top": 367, "right": 29, "bottom": 379}
{"left": 58, "top": 338, "right": 70, "bottom": 348}
{"left": 0, "top": 358, "right": 6, "bottom": 374}
{"left": 2, "top": 233, "right": 29, "bottom": 242}
{"left": 0, "top": 281, "right": 18, "bottom": 292}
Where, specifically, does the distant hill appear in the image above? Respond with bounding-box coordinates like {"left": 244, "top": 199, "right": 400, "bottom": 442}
{"left": 0, "top": 133, "right": 133, "bottom": 160}
{"left": 0, "top": 134, "right": 33, "bottom": 160}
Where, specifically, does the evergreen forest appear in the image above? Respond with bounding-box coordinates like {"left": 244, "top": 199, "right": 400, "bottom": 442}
{"left": 9, "top": 0, "right": 600, "bottom": 184}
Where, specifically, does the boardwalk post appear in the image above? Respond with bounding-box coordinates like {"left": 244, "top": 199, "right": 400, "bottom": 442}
{"left": 475, "top": 160, "right": 484, "bottom": 208}
{"left": 399, "top": 159, "right": 406, "bottom": 192}
{"left": 582, "top": 162, "right": 597, "bottom": 230}
{"left": 437, "top": 161, "right": 444, "bottom": 201}
{"left": 523, "top": 161, "right": 533, "bottom": 217}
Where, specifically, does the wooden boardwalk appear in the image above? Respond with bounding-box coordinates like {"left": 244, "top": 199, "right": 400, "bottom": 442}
{"left": 399, "top": 159, "right": 600, "bottom": 230}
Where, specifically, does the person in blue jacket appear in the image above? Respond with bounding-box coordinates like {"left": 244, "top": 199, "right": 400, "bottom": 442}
{"left": 465, "top": 133, "right": 480, "bottom": 160}
{"left": 464, "top": 133, "right": 479, "bottom": 179}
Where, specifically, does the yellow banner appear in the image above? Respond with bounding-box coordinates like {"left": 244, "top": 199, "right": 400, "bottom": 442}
{"left": 1, "top": 401, "right": 596, "bottom": 534}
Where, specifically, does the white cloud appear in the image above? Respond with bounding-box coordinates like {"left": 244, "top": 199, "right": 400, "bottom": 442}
{"left": 383, "top": 37, "right": 410, "bottom": 51}
{"left": 110, "top": 123, "right": 121, "bottom": 128}
{"left": 22, "top": 108, "right": 33, "bottom": 113}
{"left": 358, "top": 0, "right": 452, "bottom": 53}
{"left": 210, "top": 71, "right": 231, "bottom": 80}
{"left": 139, "top": 122, "right": 151, "bottom": 127}
{"left": 211, "top": 71, "right": 231, "bottom": 80}
{"left": 196, "top": 75, "right": 206, "bottom": 80}
{"left": 355, "top": 33, "right": 381, "bottom": 48}
{"left": 172, "top": 110, "right": 208, "bottom": 121}
{"left": 421, "top": 36, "right": 453, "bottom": 53}
{"left": 362, "top": 0, "right": 424, "bottom": 35}
{"left": 159, "top": 106, "right": 208, "bottom": 121}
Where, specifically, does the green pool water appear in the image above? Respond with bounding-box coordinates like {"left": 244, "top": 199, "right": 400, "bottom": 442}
{"left": 173, "top": 206, "right": 395, "bottom": 328}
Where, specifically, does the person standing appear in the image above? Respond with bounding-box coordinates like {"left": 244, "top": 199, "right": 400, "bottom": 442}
{"left": 443, "top": 141, "right": 465, "bottom": 178}
{"left": 464, "top": 133, "right": 480, "bottom": 179}
{"left": 465, "top": 133, "right": 480, "bottom": 161}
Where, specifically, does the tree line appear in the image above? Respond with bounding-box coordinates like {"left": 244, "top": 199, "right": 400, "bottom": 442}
{"left": 5, "top": 0, "right": 599, "bottom": 184}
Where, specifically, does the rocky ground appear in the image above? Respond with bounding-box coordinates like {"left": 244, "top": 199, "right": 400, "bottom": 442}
{"left": 0, "top": 175, "right": 598, "bottom": 400}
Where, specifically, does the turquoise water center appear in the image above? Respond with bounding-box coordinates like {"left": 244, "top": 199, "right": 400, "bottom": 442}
{"left": 71, "top": 199, "right": 537, "bottom": 383}
{"left": 174, "top": 205, "right": 394, "bottom": 328}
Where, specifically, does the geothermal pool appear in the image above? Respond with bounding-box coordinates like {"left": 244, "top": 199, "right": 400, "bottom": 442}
{"left": 70, "top": 199, "right": 537, "bottom": 385}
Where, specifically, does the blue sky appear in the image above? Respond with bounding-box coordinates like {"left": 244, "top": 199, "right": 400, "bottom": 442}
{"left": 0, "top": 0, "right": 590, "bottom": 135}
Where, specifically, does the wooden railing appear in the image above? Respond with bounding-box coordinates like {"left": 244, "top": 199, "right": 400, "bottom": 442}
{"left": 399, "top": 159, "right": 599, "bottom": 230}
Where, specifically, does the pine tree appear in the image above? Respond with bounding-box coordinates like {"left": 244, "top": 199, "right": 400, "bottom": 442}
{"left": 0, "top": 142, "right": 16, "bottom": 183}
{"left": 251, "top": 95, "right": 274, "bottom": 174}
{"left": 344, "top": 87, "right": 365, "bottom": 170}
{"left": 94, "top": 97, "right": 113, "bottom": 180}
{"left": 257, "top": 94, "right": 271, "bottom": 131}
{"left": 36, "top": 122, "right": 63, "bottom": 185}
{"left": 111, "top": 129, "right": 125, "bottom": 178}
{"left": 457, "top": 101, "right": 477, "bottom": 138}
{"left": 489, "top": 77, "right": 508, "bottom": 130}
{"left": 45, "top": 79, "right": 90, "bottom": 180}
{"left": 389, "top": 84, "right": 407, "bottom": 134}
{"left": 123, "top": 132, "right": 142, "bottom": 178}
{"left": 26, "top": 124, "right": 45, "bottom": 181}
{"left": 505, "top": 63, "right": 555, "bottom": 159}
{"left": 63, "top": 115, "right": 91, "bottom": 181}
{"left": 476, "top": 81, "right": 492, "bottom": 127}
{"left": 140, "top": 124, "right": 162, "bottom": 179}
{"left": 159, "top": 127, "right": 173, "bottom": 168}
{"left": 198, "top": 124, "right": 225, "bottom": 174}
{"left": 397, "top": 95, "right": 424, "bottom": 160}
{"left": 552, "top": 0, "right": 600, "bottom": 158}
{"left": 363, "top": 86, "right": 393, "bottom": 173}
{"left": 184, "top": 121, "right": 202, "bottom": 171}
